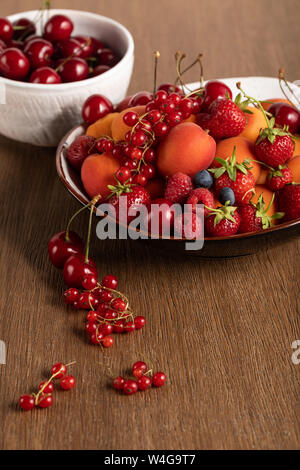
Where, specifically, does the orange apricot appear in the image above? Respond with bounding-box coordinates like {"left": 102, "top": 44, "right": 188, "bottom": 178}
{"left": 287, "top": 155, "right": 300, "bottom": 182}
{"left": 256, "top": 168, "right": 268, "bottom": 185}
{"left": 111, "top": 105, "right": 146, "bottom": 141}
{"left": 293, "top": 136, "right": 300, "bottom": 157}
{"left": 261, "top": 98, "right": 293, "bottom": 111}
{"left": 239, "top": 107, "right": 267, "bottom": 143}
{"left": 86, "top": 113, "right": 118, "bottom": 138}
{"left": 252, "top": 185, "right": 276, "bottom": 217}
{"left": 213, "top": 136, "right": 261, "bottom": 182}
{"left": 145, "top": 178, "right": 166, "bottom": 199}
{"left": 81, "top": 152, "right": 119, "bottom": 199}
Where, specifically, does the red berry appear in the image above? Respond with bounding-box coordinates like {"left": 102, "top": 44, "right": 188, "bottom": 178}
{"left": 100, "top": 290, "right": 114, "bottom": 303}
{"left": 146, "top": 109, "right": 162, "bottom": 123}
{"left": 82, "top": 94, "right": 113, "bottom": 124}
{"left": 113, "top": 320, "right": 125, "bottom": 333}
{"left": 79, "top": 292, "right": 97, "bottom": 310}
{"left": 202, "top": 80, "right": 233, "bottom": 112}
{"left": 82, "top": 274, "right": 98, "bottom": 290}
{"left": 155, "top": 90, "right": 168, "bottom": 104}
{"left": 90, "top": 64, "right": 110, "bottom": 77}
{"left": 115, "top": 166, "right": 131, "bottom": 184}
{"left": 0, "top": 47, "right": 30, "bottom": 80}
{"left": 164, "top": 172, "right": 193, "bottom": 204}
{"left": 269, "top": 102, "right": 300, "bottom": 135}
{"left": 255, "top": 134, "right": 294, "bottom": 167}
{"left": 48, "top": 231, "right": 84, "bottom": 269}
{"left": 90, "top": 331, "right": 104, "bottom": 345}
{"left": 44, "top": 14, "right": 73, "bottom": 42}
{"left": 132, "top": 361, "right": 148, "bottom": 378}
{"left": 101, "top": 335, "right": 114, "bottom": 348}
{"left": 187, "top": 188, "right": 215, "bottom": 217}
{"left": 38, "top": 394, "right": 54, "bottom": 408}
{"left": 98, "top": 323, "right": 113, "bottom": 336}
{"left": 266, "top": 166, "right": 293, "bottom": 191}
{"left": 111, "top": 297, "right": 127, "bottom": 311}
{"left": 56, "top": 38, "right": 83, "bottom": 58}
{"left": 124, "top": 321, "right": 135, "bottom": 333}
{"left": 145, "top": 198, "right": 175, "bottom": 236}
{"left": 137, "top": 376, "right": 152, "bottom": 391}
{"left": 85, "top": 321, "right": 97, "bottom": 334}
{"left": 13, "top": 18, "right": 35, "bottom": 40}
{"left": 63, "top": 287, "right": 80, "bottom": 305}
{"left": 131, "top": 130, "right": 147, "bottom": 147}
{"left": 58, "top": 57, "right": 89, "bottom": 82}
{"left": 153, "top": 121, "right": 169, "bottom": 137}
{"left": 144, "top": 148, "right": 156, "bottom": 163}
{"left": 141, "top": 164, "right": 156, "bottom": 180}
{"left": 38, "top": 381, "right": 54, "bottom": 394}
{"left": 113, "top": 376, "right": 125, "bottom": 390}
{"left": 278, "top": 183, "right": 300, "bottom": 221}
{"left": 134, "top": 316, "right": 146, "bottom": 329}
{"left": 123, "top": 379, "right": 138, "bottom": 395}
{"left": 63, "top": 254, "right": 97, "bottom": 288}
{"left": 104, "top": 309, "right": 118, "bottom": 320}
{"left": 0, "top": 18, "right": 13, "bottom": 41}
{"left": 97, "top": 48, "right": 118, "bottom": 67}
{"left": 133, "top": 174, "right": 147, "bottom": 186}
{"left": 152, "top": 372, "right": 166, "bottom": 387}
{"left": 174, "top": 212, "right": 203, "bottom": 239}
{"left": 24, "top": 38, "right": 53, "bottom": 69}
{"left": 74, "top": 35, "right": 94, "bottom": 58}
{"left": 86, "top": 310, "right": 99, "bottom": 322}
{"left": 60, "top": 375, "right": 76, "bottom": 390}
{"left": 67, "top": 135, "right": 96, "bottom": 170}
{"left": 102, "top": 274, "right": 118, "bottom": 290}
{"left": 51, "top": 363, "right": 67, "bottom": 379}
{"left": 157, "top": 83, "right": 183, "bottom": 95}
{"left": 129, "top": 91, "right": 153, "bottom": 107}
{"left": 123, "top": 111, "right": 139, "bottom": 126}
{"left": 19, "top": 394, "right": 35, "bottom": 411}
{"left": 29, "top": 66, "right": 62, "bottom": 84}
{"left": 205, "top": 207, "right": 241, "bottom": 237}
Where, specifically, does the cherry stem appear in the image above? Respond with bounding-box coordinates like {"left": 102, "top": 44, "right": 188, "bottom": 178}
{"left": 84, "top": 195, "right": 101, "bottom": 263}
{"left": 278, "top": 68, "right": 300, "bottom": 110}
{"left": 65, "top": 200, "right": 95, "bottom": 243}
{"left": 55, "top": 37, "right": 92, "bottom": 73}
{"left": 236, "top": 82, "right": 270, "bottom": 128}
{"left": 153, "top": 51, "right": 160, "bottom": 96}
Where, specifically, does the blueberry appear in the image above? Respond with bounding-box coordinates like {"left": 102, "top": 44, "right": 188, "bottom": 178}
{"left": 193, "top": 170, "right": 213, "bottom": 189}
{"left": 219, "top": 187, "right": 235, "bottom": 205}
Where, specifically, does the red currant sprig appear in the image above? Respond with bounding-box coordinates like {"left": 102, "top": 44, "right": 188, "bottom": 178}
{"left": 112, "top": 361, "right": 166, "bottom": 395}
{"left": 19, "top": 361, "right": 76, "bottom": 411}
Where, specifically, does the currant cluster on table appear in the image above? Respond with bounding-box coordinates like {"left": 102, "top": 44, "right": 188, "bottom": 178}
{"left": 19, "top": 362, "right": 76, "bottom": 411}
{"left": 0, "top": 13, "right": 119, "bottom": 83}
{"left": 113, "top": 361, "right": 166, "bottom": 395}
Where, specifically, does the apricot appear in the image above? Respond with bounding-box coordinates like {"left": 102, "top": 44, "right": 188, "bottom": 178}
{"left": 145, "top": 178, "right": 165, "bottom": 200}
{"left": 293, "top": 136, "right": 300, "bottom": 157}
{"left": 261, "top": 98, "right": 293, "bottom": 111}
{"left": 86, "top": 112, "right": 118, "bottom": 138}
{"left": 213, "top": 136, "right": 261, "bottom": 182}
{"left": 252, "top": 185, "right": 276, "bottom": 217}
{"left": 287, "top": 155, "right": 300, "bottom": 182}
{"left": 81, "top": 152, "right": 119, "bottom": 199}
{"left": 111, "top": 105, "right": 146, "bottom": 141}
{"left": 256, "top": 168, "right": 268, "bottom": 185}
{"left": 157, "top": 122, "right": 216, "bottom": 177}
{"left": 239, "top": 107, "right": 267, "bottom": 143}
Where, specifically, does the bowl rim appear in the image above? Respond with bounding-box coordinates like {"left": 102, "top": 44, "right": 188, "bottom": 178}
{"left": 56, "top": 123, "right": 300, "bottom": 243}
{"left": 1, "top": 8, "right": 134, "bottom": 91}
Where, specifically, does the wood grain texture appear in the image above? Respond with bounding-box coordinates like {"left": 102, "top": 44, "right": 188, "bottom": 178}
{"left": 0, "top": 0, "right": 300, "bottom": 450}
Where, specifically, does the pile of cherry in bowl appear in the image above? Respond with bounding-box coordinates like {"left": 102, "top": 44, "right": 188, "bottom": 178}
{"left": 0, "top": 13, "right": 120, "bottom": 84}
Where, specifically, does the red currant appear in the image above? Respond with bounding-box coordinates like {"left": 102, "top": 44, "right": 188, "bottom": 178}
{"left": 51, "top": 362, "right": 67, "bottom": 379}
{"left": 144, "top": 148, "right": 156, "bottom": 163}
{"left": 152, "top": 372, "right": 166, "bottom": 387}
{"left": 63, "top": 287, "right": 80, "bottom": 305}
{"left": 82, "top": 274, "right": 98, "bottom": 290}
{"left": 113, "top": 376, "right": 126, "bottom": 390}
{"left": 98, "top": 323, "right": 113, "bottom": 336}
{"left": 153, "top": 121, "right": 169, "bottom": 137}
{"left": 123, "top": 111, "right": 139, "bottom": 126}
{"left": 115, "top": 167, "right": 131, "bottom": 184}
{"left": 113, "top": 320, "right": 125, "bottom": 333}
{"left": 137, "top": 376, "right": 152, "bottom": 391}
{"left": 132, "top": 361, "right": 148, "bottom": 378}
{"left": 123, "top": 379, "right": 138, "bottom": 395}
{"left": 155, "top": 90, "right": 168, "bottom": 103}
{"left": 90, "top": 331, "right": 104, "bottom": 345}
{"left": 134, "top": 316, "right": 146, "bottom": 329}
{"left": 157, "top": 83, "right": 183, "bottom": 95}
{"left": 168, "top": 92, "right": 181, "bottom": 105}
{"left": 133, "top": 174, "right": 147, "bottom": 186}
{"left": 111, "top": 297, "right": 127, "bottom": 311}
{"left": 38, "top": 381, "right": 54, "bottom": 394}
{"left": 38, "top": 394, "right": 54, "bottom": 408}
{"left": 86, "top": 310, "right": 99, "bottom": 322}
{"left": 100, "top": 290, "right": 114, "bottom": 303}
{"left": 131, "top": 131, "right": 147, "bottom": 147}
{"left": 102, "top": 275, "right": 118, "bottom": 290}
{"left": 104, "top": 309, "right": 118, "bottom": 320}
{"left": 60, "top": 375, "right": 76, "bottom": 390}
{"left": 79, "top": 292, "right": 97, "bottom": 310}
{"left": 101, "top": 335, "right": 114, "bottom": 348}
{"left": 85, "top": 321, "right": 97, "bottom": 334}
{"left": 141, "top": 164, "right": 155, "bottom": 179}
{"left": 146, "top": 109, "right": 161, "bottom": 123}
{"left": 124, "top": 321, "right": 135, "bottom": 333}
{"left": 19, "top": 394, "right": 35, "bottom": 411}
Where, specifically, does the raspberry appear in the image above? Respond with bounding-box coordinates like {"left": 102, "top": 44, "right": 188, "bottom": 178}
{"left": 186, "top": 188, "right": 214, "bottom": 217}
{"left": 164, "top": 172, "right": 193, "bottom": 203}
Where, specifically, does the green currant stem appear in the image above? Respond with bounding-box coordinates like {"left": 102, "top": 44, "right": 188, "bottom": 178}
{"left": 236, "top": 82, "right": 270, "bottom": 128}
{"left": 84, "top": 195, "right": 101, "bottom": 263}
{"left": 34, "top": 361, "right": 76, "bottom": 405}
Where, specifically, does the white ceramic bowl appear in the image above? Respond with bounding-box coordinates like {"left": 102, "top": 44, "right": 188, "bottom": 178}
{"left": 0, "top": 9, "right": 134, "bottom": 146}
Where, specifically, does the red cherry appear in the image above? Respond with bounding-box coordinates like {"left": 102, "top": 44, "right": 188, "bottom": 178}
{"left": 44, "top": 14, "right": 73, "bottom": 42}
{"left": 102, "top": 274, "right": 118, "bottom": 289}
{"left": 97, "top": 48, "right": 118, "bottom": 67}
{"left": 56, "top": 38, "right": 83, "bottom": 58}
{"left": 13, "top": 18, "right": 35, "bottom": 40}
{"left": 63, "top": 254, "right": 98, "bottom": 288}
{"left": 38, "top": 395, "right": 54, "bottom": 408}
{"left": 90, "top": 64, "right": 110, "bottom": 77}
{"left": 113, "top": 376, "right": 125, "bottom": 390}
{"left": 157, "top": 83, "right": 183, "bottom": 95}
{"left": 0, "top": 18, "right": 13, "bottom": 41}
{"left": 63, "top": 287, "right": 80, "bottom": 305}
{"left": 123, "top": 379, "right": 138, "bottom": 395}
{"left": 74, "top": 36, "right": 95, "bottom": 58}
{"left": 0, "top": 47, "right": 30, "bottom": 80}
{"left": 29, "top": 66, "right": 62, "bottom": 84}
{"left": 38, "top": 381, "right": 54, "bottom": 394}
{"left": 202, "top": 80, "right": 232, "bottom": 112}
{"left": 269, "top": 102, "right": 300, "bottom": 135}
{"left": 58, "top": 57, "right": 89, "bottom": 82}
{"left": 48, "top": 231, "right": 84, "bottom": 269}
{"left": 129, "top": 91, "right": 153, "bottom": 107}
{"left": 132, "top": 361, "right": 148, "bottom": 378}
{"left": 137, "top": 376, "right": 152, "bottom": 391}
{"left": 82, "top": 94, "right": 113, "bottom": 124}
{"left": 19, "top": 394, "right": 35, "bottom": 411}
{"left": 152, "top": 372, "right": 166, "bottom": 387}
{"left": 60, "top": 375, "right": 76, "bottom": 390}
{"left": 24, "top": 38, "right": 54, "bottom": 69}
{"left": 134, "top": 315, "right": 146, "bottom": 329}
{"left": 0, "top": 39, "right": 6, "bottom": 54}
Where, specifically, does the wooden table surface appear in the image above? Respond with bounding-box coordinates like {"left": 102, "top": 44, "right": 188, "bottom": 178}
{"left": 0, "top": 0, "right": 299, "bottom": 451}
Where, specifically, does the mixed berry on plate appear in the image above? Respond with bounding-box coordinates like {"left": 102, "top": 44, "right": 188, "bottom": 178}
{"left": 0, "top": 11, "right": 119, "bottom": 83}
